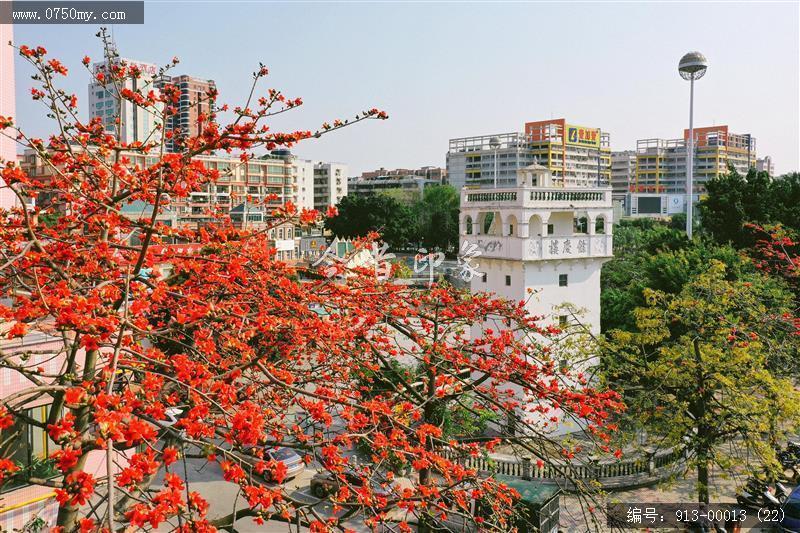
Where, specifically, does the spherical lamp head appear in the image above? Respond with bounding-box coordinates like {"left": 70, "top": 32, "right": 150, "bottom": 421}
{"left": 679, "top": 51, "right": 708, "bottom": 81}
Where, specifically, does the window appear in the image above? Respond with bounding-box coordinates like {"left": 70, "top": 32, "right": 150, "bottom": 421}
{"left": 482, "top": 273, "right": 488, "bottom": 283}
{"left": 559, "top": 315, "right": 568, "bottom": 327}
{"left": 505, "top": 275, "right": 511, "bottom": 286}
{"left": 509, "top": 223, "right": 514, "bottom": 235}
{"left": 559, "top": 274, "right": 568, "bottom": 287}
{"left": 0, "top": 406, "right": 58, "bottom": 493}
{"left": 547, "top": 223, "right": 554, "bottom": 235}
{"left": 595, "top": 217, "right": 606, "bottom": 234}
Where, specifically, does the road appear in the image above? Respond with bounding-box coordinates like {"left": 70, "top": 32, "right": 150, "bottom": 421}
{"left": 153, "top": 457, "right": 406, "bottom": 532}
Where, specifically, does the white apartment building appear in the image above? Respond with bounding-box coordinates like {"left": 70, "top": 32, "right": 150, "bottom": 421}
{"left": 448, "top": 133, "right": 536, "bottom": 191}
{"left": 88, "top": 58, "right": 163, "bottom": 145}
{"left": 610, "top": 151, "right": 637, "bottom": 196}
{"left": 756, "top": 156, "right": 775, "bottom": 176}
{"left": 313, "top": 162, "right": 348, "bottom": 210}
{"left": 293, "top": 158, "right": 315, "bottom": 210}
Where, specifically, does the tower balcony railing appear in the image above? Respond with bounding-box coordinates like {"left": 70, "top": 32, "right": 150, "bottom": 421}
{"left": 462, "top": 186, "right": 611, "bottom": 209}
{"left": 460, "top": 234, "right": 613, "bottom": 261}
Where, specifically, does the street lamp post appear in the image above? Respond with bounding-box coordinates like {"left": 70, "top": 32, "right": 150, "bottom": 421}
{"left": 678, "top": 51, "right": 708, "bottom": 241}
{"left": 489, "top": 136, "right": 501, "bottom": 188}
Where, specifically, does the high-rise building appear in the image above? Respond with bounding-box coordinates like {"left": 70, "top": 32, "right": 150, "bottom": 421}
{"left": 292, "top": 158, "right": 315, "bottom": 210}
{"left": 610, "top": 151, "right": 637, "bottom": 197}
{"left": 756, "top": 156, "right": 775, "bottom": 177}
{"left": 88, "top": 57, "right": 163, "bottom": 145}
{"left": 156, "top": 74, "right": 216, "bottom": 152}
{"left": 523, "top": 119, "right": 611, "bottom": 187}
{"left": 633, "top": 125, "right": 756, "bottom": 195}
{"left": 0, "top": 24, "right": 19, "bottom": 209}
{"left": 447, "top": 119, "right": 611, "bottom": 192}
{"left": 313, "top": 162, "right": 348, "bottom": 210}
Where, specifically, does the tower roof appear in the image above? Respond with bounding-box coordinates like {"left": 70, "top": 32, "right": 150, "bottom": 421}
{"left": 517, "top": 163, "right": 553, "bottom": 187}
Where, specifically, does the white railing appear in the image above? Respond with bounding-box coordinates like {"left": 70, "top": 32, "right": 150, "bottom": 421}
{"left": 462, "top": 186, "right": 611, "bottom": 209}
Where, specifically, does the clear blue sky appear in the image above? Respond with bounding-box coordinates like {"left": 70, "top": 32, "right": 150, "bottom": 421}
{"left": 13, "top": 1, "right": 800, "bottom": 175}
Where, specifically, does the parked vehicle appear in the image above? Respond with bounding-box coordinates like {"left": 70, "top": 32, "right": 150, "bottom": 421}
{"left": 779, "top": 485, "right": 800, "bottom": 533}
{"left": 261, "top": 447, "right": 305, "bottom": 482}
{"left": 310, "top": 470, "right": 366, "bottom": 498}
{"left": 309, "top": 470, "right": 411, "bottom": 500}
{"left": 780, "top": 443, "right": 800, "bottom": 468}
{"left": 736, "top": 476, "right": 783, "bottom": 509}
{"left": 778, "top": 482, "right": 793, "bottom": 500}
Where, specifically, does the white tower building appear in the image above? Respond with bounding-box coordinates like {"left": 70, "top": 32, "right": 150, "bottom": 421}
{"left": 459, "top": 164, "right": 613, "bottom": 336}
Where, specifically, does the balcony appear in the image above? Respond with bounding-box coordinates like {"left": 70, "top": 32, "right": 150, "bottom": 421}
{"left": 460, "top": 234, "right": 613, "bottom": 261}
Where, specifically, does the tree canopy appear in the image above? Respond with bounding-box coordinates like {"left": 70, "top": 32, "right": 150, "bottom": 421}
{"left": 0, "top": 35, "right": 623, "bottom": 532}
{"left": 413, "top": 185, "right": 460, "bottom": 253}
{"left": 600, "top": 220, "right": 792, "bottom": 334}
{"left": 603, "top": 261, "right": 800, "bottom": 503}
{"left": 324, "top": 193, "right": 417, "bottom": 250}
{"left": 327, "top": 185, "right": 460, "bottom": 253}
{"left": 699, "top": 168, "right": 800, "bottom": 247}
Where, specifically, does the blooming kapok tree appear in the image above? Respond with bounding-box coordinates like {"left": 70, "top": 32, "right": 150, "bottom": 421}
{"left": 0, "top": 32, "right": 623, "bottom": 532}
{"left": 745, "top": 224, "right": 800, "bottom": 300}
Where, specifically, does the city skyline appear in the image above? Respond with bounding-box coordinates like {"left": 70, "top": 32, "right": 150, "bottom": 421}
{"left": 11, "top": 1, "right": 800, "bottom": 175}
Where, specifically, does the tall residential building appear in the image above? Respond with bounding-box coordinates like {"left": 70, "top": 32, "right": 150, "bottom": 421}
{"left": 756, "top": 156, "right": 775, "bottom": 176}
{"left": 447, "top": 119, "right": 611, "bottom": 192}
{"left": 156, "top": 74, "right": 216, "bottom": 152}
{"left": 313, "top": 162, "right": 348, "bottom": 210}
{"left": 610, "top": 151, "right": 637, "bottom": 196}
{"left": 0, "top": 24, "right": 19, "bottom": 209}
{"left": 88, "top": 57, "right": 163, "bottom": 145}
{"left": 20, "top": 148, "right": 333, "bottom": 227}
{"left": 633, "top": 125, "right": 756, "bottom": 195}
{"left": 293, "top": 158, "right": 315, "bottom": 210}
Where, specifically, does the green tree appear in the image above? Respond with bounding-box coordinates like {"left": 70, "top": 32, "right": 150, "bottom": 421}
{"left": 769, "top": 173, "right": 800, "bottom": 229}
{"left": 325, "top": 194, "right": 416, "bottom": 250}
{"left": 414, "top": 185, "right": 460, "bottom": 253}
{"left": 603, "top": 261, "right": 800, "bottom": 503}
{"left": 699, "top": 168, "right": 800, "bottom": 247}
{"left": 600, "top": 220, "right": 792, "bottom": 334}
